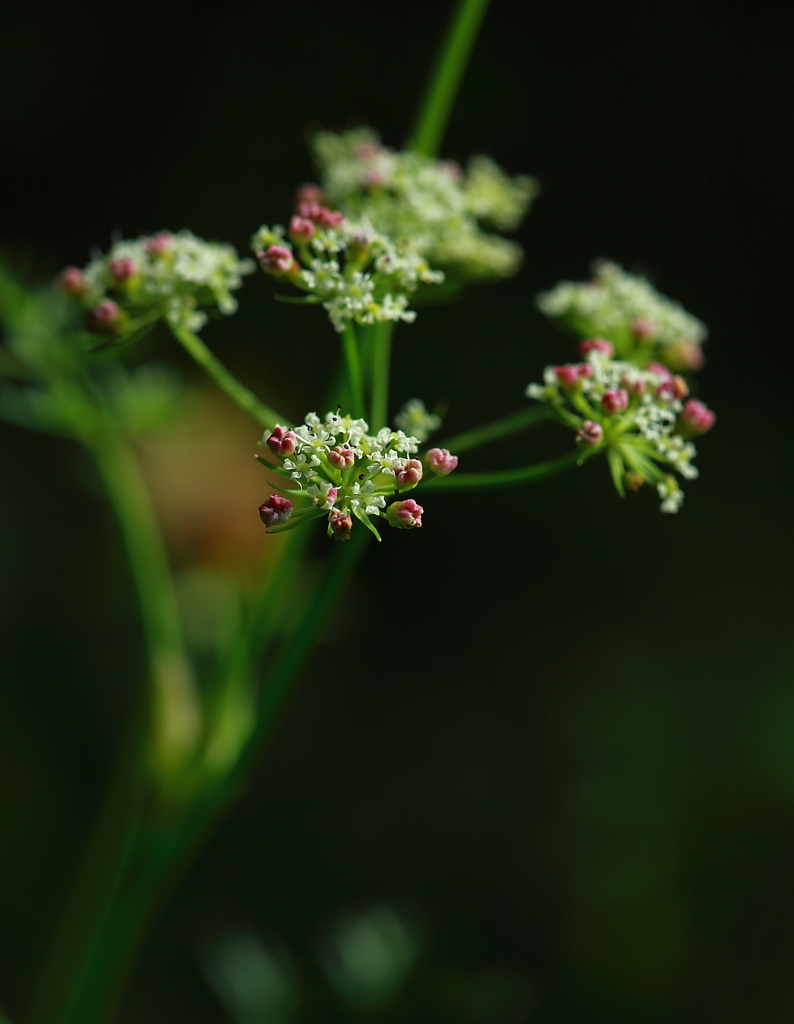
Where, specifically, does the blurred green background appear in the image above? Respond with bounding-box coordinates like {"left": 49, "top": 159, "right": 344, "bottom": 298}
{"left": 1, "top": 1, "right": 792, "bottom": 1021}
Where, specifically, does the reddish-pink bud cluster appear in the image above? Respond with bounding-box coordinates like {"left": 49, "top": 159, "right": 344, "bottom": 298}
{"left": 108, "top": 257, "right": 136, "bottom": 283}
{"left": 621, "top": 372, "right": 646, "bottom": 397}
{"left": 328, "top": 508, "right": 353, "bottom": 541}
{"left": 576, "top": 420, "right": 603, "bottom": 446}
{"left": 578, "top": 338, "right": 615, "bottom": 358}
{"left": 328, "top": 445, "right": 356, "bottom": 470}
{"left": 647, "top": 363, "right": 688, "bottom": 400}
{"left": 289, "top": 216, "right": 315, "bottom": 243}
{"left": 386, "top": 498, "right": 424, "bottom": 529}
{"left": 295, "top": 182, "right": 324, "bottom": 206}
{"left": 425, "top": 448, "right": 458, "bottom": 477}
{"left": 555, "top": 363, "right": 592, "bottom": 387}
{"left": 394, "top": 459, "right": 423, "bottom": 489}
{"left": 295, "top": 202, "right": 345, "bottom": 229}
{"left": 59, "top": 266, "right": 86, "bottom": 297}
{"left": 88, "top": 299, "right": 123, "bottom": 333}
{"left": 145, "top": 232, "right": 173, "bottom": 256}
{"left": 258, "top": 245, "right": 296, "bottom": 276}
{"left": 259, "top": 494, "right": 293, "bottom": 528}
{"left": 678, "top": 399, "right": 716, "bottom": 436}
{"left": 601, "top": 388, "right": 629, "bottom": 415}
{"left": 266, "top": 426, "right": 298, "bottom": 457}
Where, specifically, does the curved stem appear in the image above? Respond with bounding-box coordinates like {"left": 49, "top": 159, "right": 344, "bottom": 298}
{"left": 423, "top": 448, "right": 584, "bottom": 489}
{"left": 440, "top": 404, "right": 550, "bottom": 454}
{"left": 409, "top": 0, "right": 492, "bottom": 156}
{"left": 369, "top": 321, "right": 394, "bottom": 431}
{"left": 170, "top": 325, "right": 285, "bottom": 430}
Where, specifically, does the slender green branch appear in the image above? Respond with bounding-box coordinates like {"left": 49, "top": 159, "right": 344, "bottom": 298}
{"left": 409, "top": 0, "right": 492, "bottom": 156}
{"left": 170, "top": 324, "right": 285, "bottom": 430}
{"left": 440, "top": 404, "right": 551, "bottom": 454}
{"left": 423, "top": 449, "right": 584, "bottom": 489}
{"left": 369, "top": 321, "right": 394, "bottom": 431}
{"left": 341, "top": 322, "right": 366, "bottom": 418}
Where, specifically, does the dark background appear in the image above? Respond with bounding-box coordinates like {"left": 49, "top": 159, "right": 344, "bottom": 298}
{"left": 1, "top": 1, "right": 793, "bottom": 1021}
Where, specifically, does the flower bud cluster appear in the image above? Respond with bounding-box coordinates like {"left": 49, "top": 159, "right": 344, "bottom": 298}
{"left": 258, "top": 410, "right": 431, "bottom": 540}
{"left": 58, "top": 231, "right": 255, "bottom": 334}
{"left": 393, "top": 398, "right": 442, "bottom": 442}
{"left": 537, "top": 260, "right": 707, "bottom": 371}
{"left": 251, "top": 206, "right": 443, "bottom": 333}
{"left": 310, "top": 127, "right": 537, "bottom": 283}
{"left": 526, "top": 346, "right": 715, "bottom": 513}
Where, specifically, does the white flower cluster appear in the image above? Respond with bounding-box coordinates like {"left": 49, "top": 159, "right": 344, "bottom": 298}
{"left": 260, "top": 411, "right": 423, "bottom": 539}
{"left": 526, "top": 350, "right": 699, "bottom": 512}
{"left": 312, "top": 128, "right": 536, "bottom": 282}
{"left": 393, "top": 398, "right": 441, "bottom": 442}
{"left": 76, "top": 231, "right": 255, "bottom": 332}
{"left": 537, "top": 260, "right": 707, "bottom": 369}
{"left": 251, "top": 218, "right": 443, "bottom": 333}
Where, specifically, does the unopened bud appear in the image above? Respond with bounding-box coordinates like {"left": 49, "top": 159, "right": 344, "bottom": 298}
{"left": 266, "top": 426, "right": 298, "bottom": 457}
{"left": 87, "top": 299, "right": 125, "bottom": 334}
{"left": 145, "top": 232, "right": 174, "bottom": 256}
{"left": 328, "top": 445, "right": 356, "bottom": 470}
{"left": 663, "top": 339, "right": 705, "bottom": 372}
{"left": 289, "top": 216, "right": 315, "bottom": 243}
{"left": 601, "top": 388, "right": 629, "bottom": 415}
{"left": 631, "top": 317, "right": 656, "bottom": 339}
{"left": 425, "top": 448, "right": 458, "bottom": 476}
{"left": 621, "top": 371, "right": 646, "bottom": 397}
{"left": 328, "top": 508, "right": 353, "bottom": 541}
{"left": 647, "top": 362, "right": 676, "bottom": 397}
{"left": 672, "top": 375, "right": 689, "bottom": 400}
{"left": 315, "top": 206, "right": 345, "bottom": 229}
{"left": 555, "top": 363, "right": 591, "bottom": 388}
{"left": 295, "top": 182, "right": 324, "bottom": 207}
{"left": 579, "top": 338, "right": 614, "bottom": 359}
{"left": 575, "top": 420, "right": 603, "bottom": 446}
{"left": 259, "top": 494, "right": 293, "bottom": 528}
{"left": 108, "top": 257, "right": 136, "bottom": 283}
{"left": 258, "top": 245, "right": 296, "bottom": 276}
{"left": 385, "top": 498, "right": 424, "bottom": 529}
{"left": 677, "top": 398, "right": 716, "bottom": 436}
{"left": 58, "top": 266, "right": 86, "bottom": 297}
{"left": 623, "top": 471, "right": 644, "bottom": 492}
{"left": 394, "top": 458, "right": 423, "bottom": 488}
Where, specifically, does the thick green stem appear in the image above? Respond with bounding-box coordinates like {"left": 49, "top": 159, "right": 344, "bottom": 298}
{"left": 409, "top": 0, "right": 492, "bottom": 156}
{"left": 369, "top": 321, "right": 394, "bottom": 431}
{"left": 341, "top": 322, "right": 366, "bottom": 418}
{"left": 171, "top": 325, "right": 285, "bottom": 430}
{"left": 440, "top": 404, "right": 551, "bottom": 454}
{"left": 424, "top": 449, "right": 584, "bottom": 489}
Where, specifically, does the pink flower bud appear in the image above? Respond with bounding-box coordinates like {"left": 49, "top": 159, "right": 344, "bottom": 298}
{"left": 258, "top": 245, "right": 296, "bottom": 276}
{"left": 108, "top": 257, "right": 136, "bottom": 283}
{"left": 575, "top": 420, "right": 603, "bottom": 446}
{"left": 328, "top": 508, "right": 353, "bottom": 541}
{"left": 677, "top": 399, "right": 716, "bottom": 436}
{"left": 425, "top": 448, "right": 459, "bottom": 477}
{"left": 58, "top": 266, "right": 86, "bottom": 297}
{"left": 327, "top": 445, "right": 356, "bottom": 470}
{"left": 554, "top": 364, "right": 591, "bottom": 388}
{"left": 647, "top": 361, "right": 676, "bottom": 397}
{"left": 578, "top": 338, "right": 615, "bottom": 359}
{"left": 601, "top": 388, "right": 629, "bottom": 415}
{"left": 295, "top": 182, "right": 324, "bottom": 207}
{"left": 631, "top": 317, "right": 656, "bottom": 339}
{"left": 87, "top": 299, "right": 125, "bottom": 333}
{"left": 266, "top": 426, "right": 298, "bottom": 457}
{"left": 145, "top": 232, "right": 173, "bottom": 256}
{"left": 385, "top": 498, "right": 424, "bottom": 529}
{"left": 289, "top": 215, "right": 315, "bottom": 242}
{"left": 259, "top": 494, "right": 293, "bottom": 528}
{"left": 315, "top": 207, "right": 345, "bottom": 229}
{"left": 394, "top": 458, "right": 423, "bottom": 488}
{"left": 621, "top": 372, "right": 646, "bottom": 397}
{"left": 672, "top": 375, "right": 689, "bottom": 400}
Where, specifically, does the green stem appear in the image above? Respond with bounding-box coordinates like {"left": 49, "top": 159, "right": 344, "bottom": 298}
{"left": 440, "top": 404, "right": 550, "bottom": 454}
{"left": 369, "top": 321, "right": 394, "bottom": 431}
{"left": 409, "top": 0, "right": 492, "bottom": 156}
{"left": 423, "top": 448, "right": 584, "bottom": 489}
{"left": 341, "top": 322, "right": 366, "bottom": 418}
{"left": 170, "top": 324, "right": 285, "bottom": 430}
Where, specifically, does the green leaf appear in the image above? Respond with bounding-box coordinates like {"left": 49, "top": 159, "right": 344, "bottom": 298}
{"left": 265, "top": 505, "right": 327, "bottom": 534}
{"left": 606, "top": 447, "right": 625, "bottom": 497}
{"left": 353, "top": 507, "right": 382, "bottom": 541}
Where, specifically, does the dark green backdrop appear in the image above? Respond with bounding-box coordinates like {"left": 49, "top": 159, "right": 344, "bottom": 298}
{"left": 1, "top": 2, "right": 792, "bottom": 1021}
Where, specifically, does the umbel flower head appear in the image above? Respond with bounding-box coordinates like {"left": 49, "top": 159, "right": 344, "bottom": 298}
{"left": 309, "top": 127, "right": 537, "bottom": 285}
{"left": 252, "top": 206, "right": 443, "bottom": 333}
{"left": 58, "top": 231, "right": 255, "bottom": 334}
{"left": 256, "top": 410, "right": 456, "bottom": 541}
{"left": 526, "top": 342, "right": 715, "bottom": 513}
{"left": 537, "top": 260, "right": 707, "bottom": 372}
